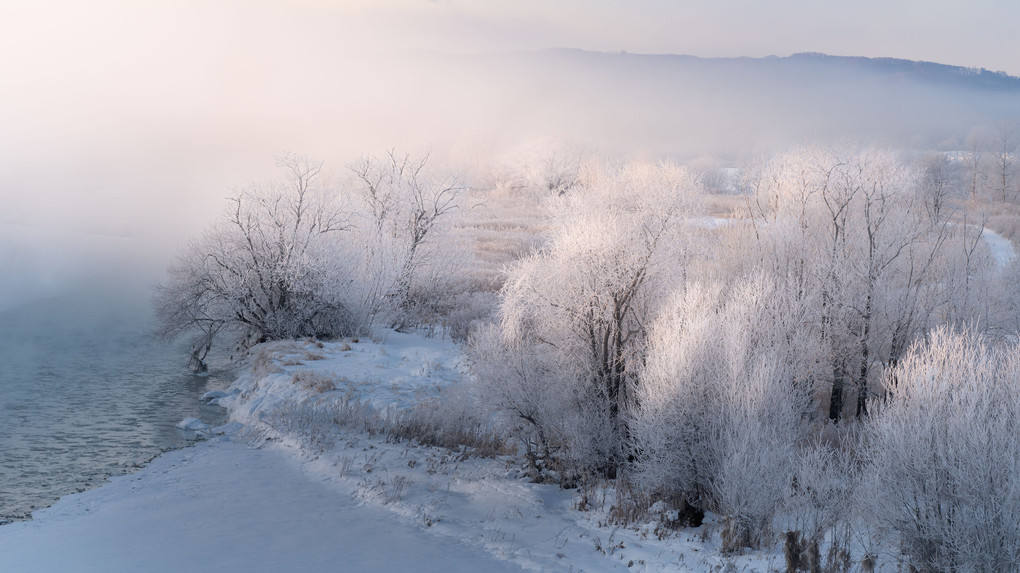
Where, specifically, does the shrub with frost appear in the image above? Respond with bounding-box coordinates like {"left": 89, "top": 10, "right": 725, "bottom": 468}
{"left": 783, "top": 439, "right": 864, "bottom": 571}
{"left": 473, "top": 159, "right": 697, "bottom": 477}
{"left": 630, "top": 274, "right": 813, "bottom": 549}
{"left": 468, "top": 324, "right": 602, "bottom": 478}
{"left": 863, "top": 327, "right": 1020, "bottom": 571}
{"left": 347, "top": 151, "right": 463, "bottom": 331}
{"left": 156, "top": 152, "right": 469, "bottom": 371}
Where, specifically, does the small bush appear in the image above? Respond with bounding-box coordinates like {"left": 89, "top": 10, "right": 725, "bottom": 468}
{"left": 864, "top": 328, "right": 1020, "bottom": 572}
{"left": 467, "top": 324, "right": 597, "bottom": 479}
{"left": 784, "top": 439, "right": 862, "bottom": 572}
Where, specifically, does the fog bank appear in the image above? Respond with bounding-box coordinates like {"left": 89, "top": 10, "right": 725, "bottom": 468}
{"left": 3, "top": 2, "right": 1020, "bottom": 311}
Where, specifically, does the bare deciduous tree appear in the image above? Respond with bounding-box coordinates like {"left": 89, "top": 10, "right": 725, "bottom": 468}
{"left": 964, "top": 126, "right": 990, "bottom": 203}
{"left": 916, "top": 152, "right": 959, "bottom": 222}
{"left": 154, "top": 154, "right": 353, "bottom": 370}
{"left": 991, "top": 121, "right": 1019, "bottom": 203}
{"left": 348, "top": 151, "right": 462, "bottom": 329}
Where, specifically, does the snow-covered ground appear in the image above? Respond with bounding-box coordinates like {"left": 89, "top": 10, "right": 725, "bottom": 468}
{"left": 983, "top": 227, "right": 1017, "bottom": 268}
{"left": 0, "top": 331, "right": 886, "bottom": 572}
{"left": 211, "top": 333, "right": 783, "bottom": 571}
{"left": 0, "top": 435, "right": 521, "bottom": 572}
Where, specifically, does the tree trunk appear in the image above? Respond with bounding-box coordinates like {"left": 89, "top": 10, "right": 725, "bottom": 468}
{"left": 829, "top": 360, "right": 847, "bottom": 421}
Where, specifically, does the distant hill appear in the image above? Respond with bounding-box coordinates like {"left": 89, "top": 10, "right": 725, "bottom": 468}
{"left": 783, "top": 52, "right": 1020, "bottom": 91}
{"left": 526, "top": 49, "right": 1020, "bottom": 92}
{"left": 319, "top": 48, "right": 1020, "bottom": 158}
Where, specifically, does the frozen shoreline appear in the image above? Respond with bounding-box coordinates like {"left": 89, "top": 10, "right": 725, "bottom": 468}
{"left": 0, "top": 331, "right": 524, "bottom": 571}
{"left": 0, "top": 432, "right": 521, "bottom": 572}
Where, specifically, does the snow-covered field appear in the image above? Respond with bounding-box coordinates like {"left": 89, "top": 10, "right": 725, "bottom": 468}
{"left": 0, "top": 331, "right": 800, "bottom": 572}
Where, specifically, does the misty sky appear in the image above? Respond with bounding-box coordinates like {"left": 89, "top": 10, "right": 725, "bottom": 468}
{"left": 1, "top": 0, "right": 1018, "bottom": 246}
{"left": 7, "top": 1, "right": 1017, "bottom": 72}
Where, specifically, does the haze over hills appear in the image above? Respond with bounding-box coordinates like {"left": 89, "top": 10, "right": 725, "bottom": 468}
{"left": 415, "top": 49, "right": 1020, "bottom": 158}
{"left": 779, "top": 52, "right": 1020, "bottom": 90}
{"left": 4, "top": 45, "right": 1019, "bottom": 244}
{"left": 554, "top": 50, "right": 1020, "bottom": 91}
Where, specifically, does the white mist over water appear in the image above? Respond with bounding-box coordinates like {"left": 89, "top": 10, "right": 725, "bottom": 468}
{"left": 0, "top": 222, "right": 234, "bottom": 522}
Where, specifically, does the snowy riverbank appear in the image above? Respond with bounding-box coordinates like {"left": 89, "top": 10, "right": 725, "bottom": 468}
{"left": 0, "top": 330, "right": 888, "bottom": 572}
{"left": 0, "top": 433, "right": 523, "bottom": 572}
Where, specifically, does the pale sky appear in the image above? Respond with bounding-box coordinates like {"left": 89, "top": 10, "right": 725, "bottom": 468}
{"left": 3, "top": 0, "right": 1018, "bottom": 74}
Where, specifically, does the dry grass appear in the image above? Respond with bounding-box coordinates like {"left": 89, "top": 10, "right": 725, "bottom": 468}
{"left": 448, "top": 184, "right": 552, "bottom": 293}
{"left": 984, "top": 200, "right": 1020, "bottom": 244}
{"left": 291, "top": 371, "right": 337, "bottom": 394}
{"left": 251, "top": 345, "right": 285, "bottom": 378}
{"left": 388, "top": 396, "right": 515, "bottom": 459}
{"left": 702, "top": 193, "right": 750, "bottom": 218}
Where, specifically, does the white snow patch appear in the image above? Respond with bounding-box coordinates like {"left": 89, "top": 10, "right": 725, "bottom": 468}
{"left": 175, "top": 417, "right": 209, "bottom": 431}
{"left": 201, "top": 389, "right": 229, "bottom": 402}
{"left": 689, "top": 215, "right": 733, "bottom": 229}
{"left": 982, "top": 228, "right": 1017, "bottom": 269}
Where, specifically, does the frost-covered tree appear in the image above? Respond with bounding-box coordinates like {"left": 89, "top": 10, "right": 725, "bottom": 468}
{"left": 630, "top": 275, "right": 813, "bottom": 549}
{"left": 154, "top": 155, "right": 353, "bottom": 369}
{"left": 480, "top": 160, "right": 697, "bottom": 476}
{"left": 348, "top": 151, "right": 462, "bottom": 329}
{"left": 915, "top": 152, "right": 960, "bottom": 223}
{"left": 487, "top": 136, "right": 586, "bottom": 197}
{"left": 864, "top": 328, "right": 1020, "bottom": 571}
{"left": 742, "top": 146, "right": 961, "bottom": 420}
{"left": 964, "top": 126, "right": 991, "bottom": 203}
{"left": 990, "top": 121, "right": 1019, "bottom": 203}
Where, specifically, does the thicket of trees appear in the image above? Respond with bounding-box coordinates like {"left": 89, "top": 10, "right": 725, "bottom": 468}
{"left": 154, "top": 152, "right": 464, "bottom": 371}
{"left": 154, "top": 155, "right": 353, "bottom": 371}
{"left": 740, "top": 147, "right": 975, "bottom": 420}
{"left": 469, "top": 144, "right": 1020, "bottom": 567}
{"left": 631, "top": 275, "right": 812, "bottom": 548}
{"left": 158, "top": 141, "right": 1020, "bottom": 569}
{"left": 962, "top": 122, "right": 1019, "bottom": 204}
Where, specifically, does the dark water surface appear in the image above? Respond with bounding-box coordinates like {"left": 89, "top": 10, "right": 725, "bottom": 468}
{"left": 0, "top": 232, "right": 231, "bottom": 523}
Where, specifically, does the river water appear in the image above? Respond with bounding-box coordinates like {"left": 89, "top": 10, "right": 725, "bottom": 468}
{"left": 0, "top": 223, "right": 231, "bottom": 523}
